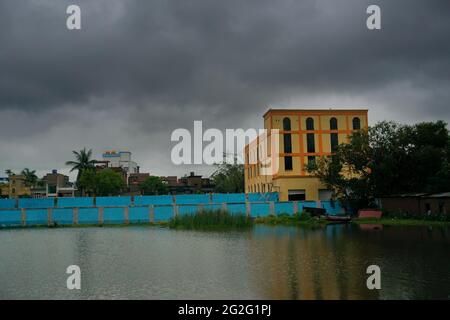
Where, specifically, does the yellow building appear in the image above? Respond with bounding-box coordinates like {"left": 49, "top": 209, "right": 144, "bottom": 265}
{"left": 244, "top": 109, "right": 368, "bottom": 201}
{"left": 3, "top": 175, "right": 31, "bottom": 198}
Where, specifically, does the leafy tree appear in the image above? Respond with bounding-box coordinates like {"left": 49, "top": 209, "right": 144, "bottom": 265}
{"left": 308, "top": 120, "right": 450, "bottom": 213}
{"left": 307, "top": 129, "right": 374, "bottom": 212}
{"left": 211, "top": 162, "right": 244, "bottom": 193}
{"left": 5, "top": 169, "right": 14, "bottom": 177}
{"left": 78, "top": 169, "right": 97, "bottom": 196}
{"left": 21, "top": 168, "right": 38, "bottom": 187}
{"left": 139, "top": 176, "right": 169, "bottom": 195}
{"left": 94, "top": 169, "right": 126, "bottom": 196}
{"left": 78, "top": 169, "right": 125, "bottom": 196}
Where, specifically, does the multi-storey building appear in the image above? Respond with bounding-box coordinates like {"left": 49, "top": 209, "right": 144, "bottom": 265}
{"left": 4, "top": 174, "right": 31, "bottom": 198}
{"left": 42, "top": 170, "right": 75, "bottom": 197}
{"left": 244, "top": 109, "right": 368, "bottom": 201}
{"left": 102, "top": 150, "right": 139, "bottom": 174}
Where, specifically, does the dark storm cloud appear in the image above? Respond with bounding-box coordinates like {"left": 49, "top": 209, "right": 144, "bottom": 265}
{"left": 1, "top": 0, "right": 450, "bottom": 177}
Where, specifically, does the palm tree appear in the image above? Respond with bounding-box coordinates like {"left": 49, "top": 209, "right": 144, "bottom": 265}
{"left": 65, "top": 148, "right": 97, "bottom": 187}
{"left": 5, "top": 169, "right": 14, "bottom": 177}
{"left": 21, "top": 168, "right": 38, "bottom": 187}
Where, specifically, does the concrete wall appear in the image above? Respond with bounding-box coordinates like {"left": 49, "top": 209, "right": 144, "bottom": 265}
{"left": 0, "top": 193, "right": 344, "bottom": 227}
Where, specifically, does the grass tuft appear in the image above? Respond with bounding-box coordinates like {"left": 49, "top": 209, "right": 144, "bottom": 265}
{"left": 168, "top": 209, "right": 253, "bottom": 230}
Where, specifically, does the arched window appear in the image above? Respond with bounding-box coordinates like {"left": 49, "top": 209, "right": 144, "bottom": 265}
{"left": 306, "top": 117, "right": 314, "bottom": 130}
{"left": 352, "top": 117, "right": 361, "bottom": 130}
{"left": 283, "top": 117, "right": 291, "bottom": 131}
{"left": 330, "top": 117, "right": 338, "bottom": 130}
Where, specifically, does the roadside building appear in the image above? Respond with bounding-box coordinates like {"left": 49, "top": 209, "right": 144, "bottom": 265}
{"left": 0, "top": 177, "right": 9, "bottom": 198}
{"left": 102, "top": 150, "right": 139, "bottom": 175}
{"left": 380, "top": 192, "right": 450, "bottom": 217}
{"left": 42, "top": 170, "right": 75, "bottom": 197}
{"left": 244, "top": 109, "right": 369, "bottom": 201}
{"left": 128, "top": 173, "right": 150, "bottom": 195}
{"left": 5, "top": 174, "right": 31, "bottom": 198}
{"left": 161, "top": 172, "right": 214, "bottom": 194}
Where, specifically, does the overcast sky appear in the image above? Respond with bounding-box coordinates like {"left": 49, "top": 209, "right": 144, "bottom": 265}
{"left": 1, "top": 0, "right": 449, "bottom": 180}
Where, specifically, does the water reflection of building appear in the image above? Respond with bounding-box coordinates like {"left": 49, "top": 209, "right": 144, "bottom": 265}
{"left": 248, "top": 225, "right": 380, "bottom": 299}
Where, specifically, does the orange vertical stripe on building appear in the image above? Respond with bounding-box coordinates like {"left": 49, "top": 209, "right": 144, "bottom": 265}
{"left": 318, "top": 115, "right": 323, "bottom": 154}
{"left": 346, "top": 115, "right": 350, "bottom": 143}
{"left": 298, "top": 114, "right": 304, "bottom": 175}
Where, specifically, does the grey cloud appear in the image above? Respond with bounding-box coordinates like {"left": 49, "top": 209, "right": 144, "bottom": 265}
{"left": 0, "top": 0, "right": 449, "bottom": 177}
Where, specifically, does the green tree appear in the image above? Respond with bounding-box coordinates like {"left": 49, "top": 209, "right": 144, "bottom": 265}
{"left": 5, "top": 169, "right": 14, "bottom": 177}
{"left": 65, "top": 148, "right": 96, "bottom": 192}
{"left": 78, "top": 169, "right": 125, "bottom": 196}
{"left": 211, "top": 162, "right": 244, "bottom": 193}
{"left": 307, "top": 129, "right": 374, "bottom": 212}
{"left": 94, "top": 169, "right": 125, "bottom": 196}
{"left": 139, "top": 176, "right": 169, "bottom": 195}
{"left": 21, "top": 168, "right": 38, "bottom": 187}
{"left": 308, "top": 120, "right": 450, "bottom": 213}
{"left": 77, "top": 169, "right": 97, "bottom": 196}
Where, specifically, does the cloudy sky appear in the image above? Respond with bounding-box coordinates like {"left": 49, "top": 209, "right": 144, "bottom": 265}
{"left": 1, "top": 0, "right": 449, "bottom": 180}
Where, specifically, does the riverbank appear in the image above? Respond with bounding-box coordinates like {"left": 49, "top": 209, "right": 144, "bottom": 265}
{"left": 353, "top": 217, "right": 450, "bottom": 227}
{"left": 2, "top": 215, "right": 450, "bottom": 230}
{"left": 254, "top": 213, "right": 329, "bottom": 227}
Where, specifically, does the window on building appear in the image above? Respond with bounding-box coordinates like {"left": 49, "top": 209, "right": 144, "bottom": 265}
{"left": 285, "top": 156, "right": 293, "bottom": 171}
{"left": 288, "top": 190, "right": 306, "bottom": 201}
{"left": 307, "top": 133, "right": 315, "bottom": 153}
{"left": 306, "top": 117, "right": 314, "bottom": 130}
{"left": 352, "top": 117, "right": 361, "bottom": 130}
{"left": 330, "top": 133, "right": 339, "bottom": 152}
{"left": 283, "top": 117, "right": 291, "bottom": 131}
{"left": 330, "top": 117, "right": 338, "bottom": 130}
{"left": 284, "top": 133, "right": 292, "bottom": 153}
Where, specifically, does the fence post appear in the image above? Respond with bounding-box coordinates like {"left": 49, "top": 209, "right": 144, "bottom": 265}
{"left": 246, "top": 202, "right": 251, "bottom": 217}
{"left": 73, "top": 207, "right": 79, "bottom": 225}
{"left": 47, "top": 208, "right": 53, "bottom": 226}
{"left": 21, "top": 208, "right": 26, "bottom": 226}
{"left": 222, "top": 202, "right": 227, "bottom": 212}
{"left": 197, "top": 203, "right": 204, "bottom": 212}
{"left": 149, "top": 205, "right": 154, "bottom": 223}
{"left": 316, "top": 200, "right": 321, "bottom": 209}
{"left": 173, "top": 204, "right": 178, "bottom": 218}
{"left": 124, "top": 206, "right": 129, "bottom": 224}
{"left": 270, "top": 201, "right": 275, "bottom": 216}
{"left": 98, "top": 207, "right": 104, "bottom": 225}
{"left": 293, "top": 201, "right": 298, "bottom": 214}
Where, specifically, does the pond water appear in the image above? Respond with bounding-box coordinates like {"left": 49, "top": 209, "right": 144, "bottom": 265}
{"left": 0, "top": 224, "right": 449, "bottom": 299}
